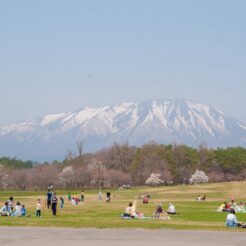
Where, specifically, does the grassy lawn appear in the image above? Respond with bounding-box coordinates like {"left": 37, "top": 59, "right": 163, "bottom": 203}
{"left": 0, "top": 182, "right": 246, "bottom": 231}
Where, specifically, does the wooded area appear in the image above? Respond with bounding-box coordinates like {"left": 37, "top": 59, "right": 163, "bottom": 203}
{"left": 1, "top": 143, "right": 246, "bottom": 190}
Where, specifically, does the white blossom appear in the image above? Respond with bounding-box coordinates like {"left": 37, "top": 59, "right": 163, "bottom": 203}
{"left": 145, "top": 173, "right": 164, "bottom": 186}
{"left": 189, "top": 170, "right": 209, "bottom": 184}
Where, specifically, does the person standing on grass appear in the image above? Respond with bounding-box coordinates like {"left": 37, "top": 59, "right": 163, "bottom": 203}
{"left": 98, "top": 189, "right": 102, "bottom": 201}
{"left": 106, "top": 191, "right": 111, "bottom": 203}
{"left": 67, "top": 192, "right": 71, "bottom": 202}
{"left": 51, "top": 192, "right": 58, "bottom": 216}
{"left": 81, "top": 190, "right": 85, "bottom": 202}
{"left": 36, "top": 199, "right": 42, "bottom": 217}
{"left": 47, "top": 189, "right": 52, "bottom": 209}
{"left": 60, "top": 196, "right": 64, "bottom": 208}
{"left": 21, "top": 205, "right": 26, "bottom": 217}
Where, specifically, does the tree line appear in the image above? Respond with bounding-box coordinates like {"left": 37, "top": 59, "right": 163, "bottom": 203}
{"left": 1, "top": 142, "right": 246, "bottom": 190}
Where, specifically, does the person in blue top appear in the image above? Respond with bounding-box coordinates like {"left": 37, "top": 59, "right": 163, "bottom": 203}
{"left": 226, "top": 209, "right": 240, "bottom": 227}
{"left": 47, "top": 189, "right": 52, "bottom": 209}
{"left": 60, "top": 196, "right": 64, "bottom": 208}
{"left": 21, "top": 205, "right": 26, "bottom": 216}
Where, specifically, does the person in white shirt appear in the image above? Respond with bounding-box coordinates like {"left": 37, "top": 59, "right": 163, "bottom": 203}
{"left": 12, "top": 201, "right": 22, "bottom": 217}
{"left": 167, "top": 203, "right": 176, "bottom": 215}
{"left": 123, "top": 202, "right": 134, "bottom": 218}
{"left": 36, "top": 199, "right": 42, "bottom": 217}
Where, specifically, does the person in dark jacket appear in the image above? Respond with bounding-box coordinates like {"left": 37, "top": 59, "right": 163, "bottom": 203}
{"left": 106, "top": 191, "right": 111, "bottom": 203}
{"left": 51, "top": 192, "right": 58, "bottom": 215}
{"left": 47, "top": 189, "right": 52, "bottom": 209}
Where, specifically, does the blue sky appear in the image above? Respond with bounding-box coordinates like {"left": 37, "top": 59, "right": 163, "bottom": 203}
{"left": 0, "top": 0, "right": 245, "bottom": 124}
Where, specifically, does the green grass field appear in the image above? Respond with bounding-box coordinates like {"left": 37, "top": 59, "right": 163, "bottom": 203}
{"left": 0, "top": 182, "right": 246, "bottom": 231}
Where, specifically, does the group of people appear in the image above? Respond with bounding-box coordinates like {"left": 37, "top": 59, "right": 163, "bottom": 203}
{"left": 98, "top": 190, "right": 112, "bottom": 202}
{"left": 0, "top": 197, "right": 26, "bottom": 217}
{"left": 153, "top": 202, "right": 176, "bottom": 219}
{"left": 46, "top": 190, "right": 59, "bottom": 215}
{"left": 214, "top": 198, "right": 246, "bottom": 228}
{"left": 217, "top": 199, "right": 246, "bottom": 213}
{"left": 67, "top": 190, "right": 85, "bottom": 205}
{"left": 67, "top": 189, "right": 112, "bottom": 205}
{"left": 122, "top": 201, "right": 176, "bottom": 219}
{"left": 2, "top": 188, "right": 246, "bottom": 230}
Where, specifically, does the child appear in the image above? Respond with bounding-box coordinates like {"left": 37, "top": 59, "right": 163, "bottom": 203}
{"left": 67, "top": 192, "right": 71, "bottom": 202}
{"left": 21, "top": 205, "right": 26, "bottom": 217}
{"left": 36, "top": 199, "right": 42, "bottom": 217}
{"left": 8, "top": 197, "right": 14, "bottom": 213}
{"left": 60, "top": 196, "right": 64, "bottom": 208}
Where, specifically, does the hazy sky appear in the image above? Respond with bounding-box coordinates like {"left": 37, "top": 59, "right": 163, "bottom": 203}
{"left": 0, "top": 0, "right": 246, "bottom": 125}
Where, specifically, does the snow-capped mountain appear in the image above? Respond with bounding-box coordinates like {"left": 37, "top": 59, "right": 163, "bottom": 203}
{"left": 0, "top": 99, "right": 246, "bottom": 161}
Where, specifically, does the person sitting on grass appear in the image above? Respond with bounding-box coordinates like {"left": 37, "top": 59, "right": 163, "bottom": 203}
{"left": 0, "top": 202, "right": 12, "bottom": 216}
{"left": 8, "top": 197, "right": 14, "bottom": 212}
{"left": 71, "top": 197, "right": 79, "bottom": 205}
{"left": 196, "top": 195, "right": 202, "bottom": 201}
{"left": 11, "top": 201, "right": 22, "bottom": 217}
{"left": 122, "top": 202, "right": 134, "bottom": 218}
{"left": 21, "top": 205, "right": 26, "bottom": 217}
{"left": 217, "top": 202, "right": 226, "bottom": 212}
{"left": 234, "top": 202, "right": 243, "bottom": 213}
{"left": 226, "top": 209, "right": 241, "bottom": 228}
{"left": 154, "top": 203, "right": 163, "bottom": 218}
{"left": 230, "top": 199, "right": 237, "bottom": 209}
{"left": 122, "top": 201, "right": 144, "bottom": 218}
{"left": 239, "top": 202, "right": 246, "bottom": 212}
{"left": 167, "top": 203, "right": 176, "bottom": 215}
{"left": 143, "top": 196, "right": 149, "bottom": 204}
{"left": 225, "top": 202, "right": 233, "bottom": 212}
{"left": 153, "top": 203, "right": 170, "bottom": 220}
{"left": 132, "top": 200, "right": 144, "bottom": 218}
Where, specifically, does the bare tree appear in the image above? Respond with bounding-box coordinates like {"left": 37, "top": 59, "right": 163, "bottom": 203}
{"left": 9, "top": 169, "right": 30, "bottom": 190}
{"left": 66, "top": 149, "right": 76, "bottom": 161}
{"left": 0, "top": 165, "right": 9, "bottom": 189}
{"left": 77, "top": 140, "right": 84, "bottom": 160}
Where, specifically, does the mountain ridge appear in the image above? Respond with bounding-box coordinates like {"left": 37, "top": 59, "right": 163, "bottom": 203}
{"left": 0, "top": 99, "right": 246, "bottom": 161}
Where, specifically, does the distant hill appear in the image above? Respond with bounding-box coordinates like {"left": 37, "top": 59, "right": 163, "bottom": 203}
{"left": 0, "top": 99, "right": 246, "bottom": 161}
